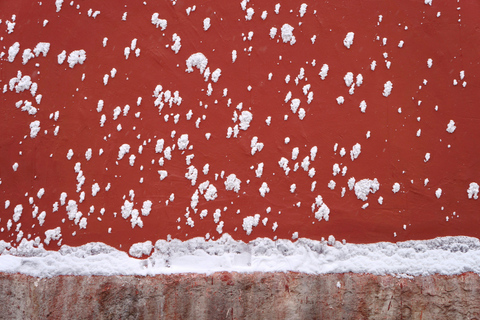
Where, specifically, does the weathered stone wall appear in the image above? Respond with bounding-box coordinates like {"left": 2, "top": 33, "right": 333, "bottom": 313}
{"left": 1, "top": 272, "right": 479, "bottom": 319}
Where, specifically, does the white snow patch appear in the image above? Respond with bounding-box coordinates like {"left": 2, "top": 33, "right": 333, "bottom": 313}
{"left": 343, "top": 32, "right": 354, "bottom": 49}
{"left": 392, "top": 183, "right": 400, "bottom": 193}
{"left": 350, "top": 143, "right": 361, "bottom": 161}
{"left": 44, "top": 227, "right": 61, "bottom": 245}
{"left": 319, "top": 64, "right": 329, "bottom": 80}
{"left": 151, "top": 13, "right": 167, "bottom": 30}
{"left": 224, "top": 174, "right": 241, "bottom": 193}
{"left": 281, "top": 24, "right": 296, "bottom": 45}
{"left": 158, "top": 170, "right": 168, "bottom": 181}
{"left": 129, "top": 241, "right": 153, "bottom": 258}
{"left": 354, "top": 179, "right": 380, "bottom": 201}
{"left": 245, "top": 8, "right": 254, "bottom": 20}
{"left": 446, "top": 120, "right": 456, "bottom": 133}
{"left": 242, "top": 215, "right": 260, "bottom": 235}
{"left": 92, "top": 183, "right": 100, "bottom": 197}
{"left": 13, "top": 205, "right": 23, "bottom": 222}
{"left": 117, "top": 144, "right": 130, "bottom": 160}
{"left": 383, "top": 81, "right": 393, "bottom": 97}
{"left": 34, "top": 42, "right": 50, "bottom": 57}
{"left": 290, "top": 99, "right": 300, "bottom": 114}
{"left": 204, "top": 184, "right": 218, "bottom": 201}
{"left": 57, "top": 50, "right": 66, "bottom": 64}
{"left": 186, "top": 53, "right": 208, "bottom": 74}
{"left": 67, "top": 50, "right": 86, "bottom": 68}
{"left": 250, "top": 137, "right": 264, "bottom": 155}
{"left": 359, "top": 100, "right": 367, "bottom": 113}
{"left": 239, "top": 111, "right": 253, "bottom": 130}
{"left": 55, "top": 0, "right": 64, "bottom": 12}
{"left": 259, "top": 182, "right": 270, "bottom": 197}
{"left": 203, "top": 18, "right": 211, "bottom": 31}
{"left": 8, "top": 42, "right": 20, "bottom": 62}
{"left": 22, "top": 49, "right": 34, "bottom": 65}
{"left": 299, "top": 3, "right": 307, "bottom": 17}
{"left": 425, "top": 153, "right": 431, "bottom": 162}
{"left": 211, "top": 68, "right": 221, "bottom": 83}
{"left": 344, "top": 72, "right": 354, "bottom": 87}
{"left": 155, "top": 139, "right": 164, "bottom": 153}
{"left": 185, "top": 166, "right": 198, "bottom": 186}
{"left": 29, "top": 121, "right": 40, "bottom": 138}
{"left": 171, "top": 34, "right": 181, "bottom": 54}
{"left": 269, "top": 27, "right": 277, "bottom": 39}
{"left": 177, "top": 134, "right": 189, "bottom": 150}
{"left": 356, "top": 74, "right": 363, "bottom": 87}
{"left": 467, "top": 183, "right": 479, "bottom": 200}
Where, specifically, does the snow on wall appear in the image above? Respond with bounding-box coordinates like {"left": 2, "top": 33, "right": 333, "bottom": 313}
{"left": 0, "top": 0, "right": 479, "bottom": 263}
{"left": 2, "top": 235, "right": 480, "bottom": 277}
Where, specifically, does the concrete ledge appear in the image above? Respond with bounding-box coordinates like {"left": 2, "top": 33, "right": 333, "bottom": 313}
{"left": 1, "top": 272, "right": 480, "bottom": 319}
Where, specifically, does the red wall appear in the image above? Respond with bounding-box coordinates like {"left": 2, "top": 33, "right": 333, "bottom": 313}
{"left": 1, "top": 0, "right": 479, "bottom": 251}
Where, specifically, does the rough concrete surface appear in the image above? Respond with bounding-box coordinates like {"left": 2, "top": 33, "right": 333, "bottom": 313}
{"left": 0, "top": 272, "right": 479, "bottom": 319}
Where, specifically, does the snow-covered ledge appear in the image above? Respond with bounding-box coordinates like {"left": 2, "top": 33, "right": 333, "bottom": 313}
{"left": 2, "top": 235, "right": 480, "bottom": 277}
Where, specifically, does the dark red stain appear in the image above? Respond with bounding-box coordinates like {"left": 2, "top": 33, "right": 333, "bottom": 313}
{"left": 0, "top": 0, "right": 479, "bottom": 253}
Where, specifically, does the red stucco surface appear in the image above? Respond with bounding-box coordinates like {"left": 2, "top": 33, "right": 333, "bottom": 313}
{"left": 1, "top": 0, "right": 479, "bottom": 252}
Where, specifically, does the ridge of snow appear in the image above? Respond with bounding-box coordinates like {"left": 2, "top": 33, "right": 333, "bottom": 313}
{"left": 2, "top": 235, "right": 480, "bottom": 277}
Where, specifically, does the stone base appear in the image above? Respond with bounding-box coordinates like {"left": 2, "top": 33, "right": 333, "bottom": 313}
{"left": 1, "top": 272, "right": 479, "bottom": 319}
